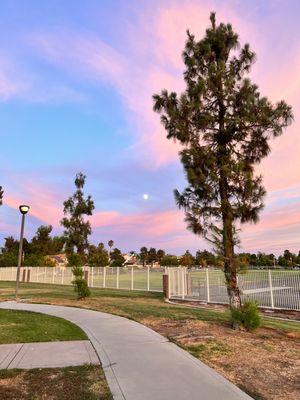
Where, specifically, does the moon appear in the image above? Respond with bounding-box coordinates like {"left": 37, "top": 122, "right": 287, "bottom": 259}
{"left": 143, "top": 193, "right": 149, "bottom": 200}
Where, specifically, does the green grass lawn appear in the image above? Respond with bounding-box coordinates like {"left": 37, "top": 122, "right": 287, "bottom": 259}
{"left": 0, "top": 309, "right": 86, "bottom": 344}
{"left": 0, "top": 280, "right": 299, "bottom": 331}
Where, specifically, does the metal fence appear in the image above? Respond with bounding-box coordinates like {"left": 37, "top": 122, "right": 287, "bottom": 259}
{"left": 168, "top": 268, "right": 300, "bottom": 310}
{"left": 0, "top": 266, "right": 166, "bottom": 292}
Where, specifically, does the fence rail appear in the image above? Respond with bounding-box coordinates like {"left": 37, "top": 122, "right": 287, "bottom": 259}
{"left": 168, "top": 268, "right": 300, "bottom": 311}
{"left": 0, "top": 266, "right": 166, "bottom": 293}
{"left": 1, "top": 266, "right": 299, "bottom": 311}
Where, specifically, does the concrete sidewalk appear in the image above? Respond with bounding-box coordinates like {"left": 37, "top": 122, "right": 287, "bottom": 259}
{"left": 0, "top": 340, "right": 99, "bottom": 369}
{"left": 0, "top": 302, "right": 252, "bottom": 400}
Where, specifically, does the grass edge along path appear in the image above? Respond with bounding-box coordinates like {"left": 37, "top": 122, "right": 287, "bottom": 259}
{"left": 0, "top": 309, "right": 87, "bottom": 344}
{"left": 0, "top": 281, "right": 299, "bottom": 332}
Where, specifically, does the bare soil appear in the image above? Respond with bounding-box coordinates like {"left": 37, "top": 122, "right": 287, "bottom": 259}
{"left": 0, "top": 365, "right": 112, "bottom": 400}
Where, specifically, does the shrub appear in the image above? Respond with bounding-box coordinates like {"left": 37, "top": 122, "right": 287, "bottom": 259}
{"left": 71, "top": 266, "right": 91, "bottom": 299}
{"left": 68, "top": 254, "right": 90, "bottom": 299}
{"left": 43, "top": 256, "right": 56, "bottom": 267}
{"left": 230, "top": 300, "right": 261, "bottom": 331}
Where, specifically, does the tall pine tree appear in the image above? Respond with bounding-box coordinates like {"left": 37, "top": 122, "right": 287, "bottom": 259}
{"left": 153, "top": 13, "right": 293, "bottom": 309}
{"left": 61, "top": 172, "right": 94, "bottom": 257}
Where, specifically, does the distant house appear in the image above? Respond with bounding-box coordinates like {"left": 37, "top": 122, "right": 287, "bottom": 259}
{"left": 123, "top": 253, "right": 138, "bottom": 266}
{"left": 45, "top": 254, "right": 67, "bottom": 269}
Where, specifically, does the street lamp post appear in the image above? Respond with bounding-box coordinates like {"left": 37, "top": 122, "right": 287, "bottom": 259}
{"left": 15, "top": 205, "right": 30, "bottom": 299}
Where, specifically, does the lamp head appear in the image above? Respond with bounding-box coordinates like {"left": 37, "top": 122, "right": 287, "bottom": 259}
{"left": 19, "top": 205, "right": 30, "bottom": 215}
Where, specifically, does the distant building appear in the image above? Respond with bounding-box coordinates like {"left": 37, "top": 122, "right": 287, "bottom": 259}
{"left": 45, "top": 254, "right": 67, "bottom": 268}
{"left": 123, "top": 253, "right": 138, "bottom": 266}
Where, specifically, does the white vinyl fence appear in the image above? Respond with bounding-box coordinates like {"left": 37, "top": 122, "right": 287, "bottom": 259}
{"left": 168, "top": 268, "right": 300, "bottom": 311}
{"left": 0, "top": 266, "right": 166, "bottom": 292}
{"left": 1, "top": 266, "right": 299, "bottom": 311}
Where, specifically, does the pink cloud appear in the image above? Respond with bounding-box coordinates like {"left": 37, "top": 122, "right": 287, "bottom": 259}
{"left": 91, "top": 209, "right": 184, "bottom": 237}
{"left": 27, "top": 1, "right": 298, "bottom": 177}
{"left": 244, "top": 201, "right": 300, "bottom": 234}
{"left": 90, "top": 207, "right": 204, "bottom": 251}
{"left": 3, "top": 178, "right": 63, "bottom": 226}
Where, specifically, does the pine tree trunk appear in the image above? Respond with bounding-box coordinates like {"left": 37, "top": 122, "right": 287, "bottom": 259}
{"left": 219, "top": 172, "right": 242, "bottom": 317}
{"left": 217, "top": 88, "right": 242, "bottom": 317}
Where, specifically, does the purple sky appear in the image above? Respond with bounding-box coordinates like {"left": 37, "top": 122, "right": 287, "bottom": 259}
{"left": 1, "top": 0, "right": 300, "bottom": 255}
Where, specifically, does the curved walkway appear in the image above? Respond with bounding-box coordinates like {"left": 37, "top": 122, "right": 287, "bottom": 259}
{"left": 0, "top": 301, "right": 252, "bottom": 400}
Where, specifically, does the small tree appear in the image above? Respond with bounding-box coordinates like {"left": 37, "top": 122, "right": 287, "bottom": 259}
{"left": 44, "top": 256, "right": 57, "bottom": 267}
{"left": 139, "top": 246, "right": 148, "bottom": 267}
{"left": 31, "top": 225, "right": 53, "bottom": 255}
{"left": 180, "top": 250, "right": 194, "bottom": 267}
{"left": 157, "top": 249, "right": 166, "bottom": 265}
{"left": 24, "top": 254, "right": 44, "bottom": 267}
{"left": 161, "top": 255, "right": 179, "bottom": 267}
{"left": 0, "top": 253, "right": 18, "bottom": 268}
{"left": 68, "top": 254, "right": 90, "bottom": 299}
{"left": 153, "top": 13, "right": 293, "bottom": 311}
{"left": 88, "top": 243, "right": 109, "bottom": 267}
{"left": 2, "top": 236, "right": 19, "bottom": 254}
{"left": 195, "top": 250, "right": 217, "bottom": 267}
{"left": 148, "top": 247, "right": 157, "bottom": 267}
{"left": 61, "top": 173, "right": 94, "bottom": 257}
{"left": 110, "top": 248, "right": 125, "bottom": 267}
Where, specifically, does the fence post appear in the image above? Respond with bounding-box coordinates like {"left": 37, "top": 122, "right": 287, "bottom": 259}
{"left": 52, "top": 268, "right": 55, "bottom": 284}
{"left": 61, "top": 269, "right": 64, "bottom": 285}
{"left": 268, "top": 269, "right": 274, "bottom": 309}
{"left": 163, "top": 272, "right": 170, "bottom": 299}
{"left": 91, "top": 267, "right": 94, "bottom": 287}
{"left": 117, "top": 267, "right": 119, "bottom": 289}
{"left": 84, "top": 269, "right": 89, "bottom": 283}
{"left": 103, "top": 267, "right": 106, "bottom": 288}
{"left": 181, "top": 267, "right": 185, "bottom": 299}
{"left": 147, "top": 266, "right": 150, "bottom": 291}
{"left": 206, "top": 268, "right": 210, "bottom": 303}
{"left": 131, "top": 266, "right": 134, "bottom": 290}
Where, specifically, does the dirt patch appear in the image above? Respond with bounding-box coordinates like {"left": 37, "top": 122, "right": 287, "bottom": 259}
{"left": 0, "top": 365, "right": 112, "bottom": 400}
{"left": 141, "top": 317, "right": 300, "bottom": 400}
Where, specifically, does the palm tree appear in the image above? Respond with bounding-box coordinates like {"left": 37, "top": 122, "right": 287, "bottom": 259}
{"left": 108, "top": 240, "right": 114, "bottom": 264}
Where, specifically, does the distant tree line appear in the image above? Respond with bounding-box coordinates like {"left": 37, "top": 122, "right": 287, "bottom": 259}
{"left": 1, "top": 229, "right": 299, "bottom": 270}
{"left": 0, "top": 225, "right": 65, "bottom": 267}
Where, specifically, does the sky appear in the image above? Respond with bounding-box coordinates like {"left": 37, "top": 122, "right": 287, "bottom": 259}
{"left": 0, "top": 0, "right": 300, "bottom": 255}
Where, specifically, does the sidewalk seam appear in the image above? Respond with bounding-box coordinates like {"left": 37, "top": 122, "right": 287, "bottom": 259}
{"left": 7, "top": 343, "right": 24, "bottom": 369}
